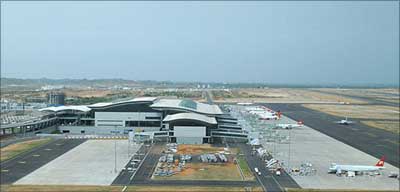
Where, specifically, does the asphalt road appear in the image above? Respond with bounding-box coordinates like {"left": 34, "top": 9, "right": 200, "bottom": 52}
{"left": 112, "top": 143, "right": 151, "bottom": 185}
{"left": 204, "top": 90, "right": 214, "bottom": 105}
{"left": 233, "top": 143, "right": 300, "bottom": 192}
{"left": 263, "top": 103, "right": 399, "bottom": 168}
{"left": 0, "top": 139, "right": 86, "bottom": 184}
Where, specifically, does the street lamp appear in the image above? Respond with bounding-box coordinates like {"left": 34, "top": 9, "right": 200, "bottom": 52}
{"left": 288, "top": 128, "right": 291, "bottom": 172}
{"left": 114, "top": 125, "right": 117, "bottom": 173}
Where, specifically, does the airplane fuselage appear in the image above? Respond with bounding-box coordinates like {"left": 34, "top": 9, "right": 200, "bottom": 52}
{"left": 329, "top": 164, "right": 384, "bottom": 174}
{"left": 276, "top": 124, "right": 301, "bottom": 129}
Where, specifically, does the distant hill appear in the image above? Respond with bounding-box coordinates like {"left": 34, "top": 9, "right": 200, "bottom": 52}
{"left": 0, "top": 78, "right": 140, "bottom": 89}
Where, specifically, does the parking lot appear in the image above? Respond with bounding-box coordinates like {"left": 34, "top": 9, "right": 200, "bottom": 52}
{"left": 16, "top": 140, "right": 141, "bottom": 185}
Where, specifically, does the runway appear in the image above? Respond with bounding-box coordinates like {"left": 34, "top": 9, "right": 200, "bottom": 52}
{"left": 311, "top": 90, "right": 399, "bottom": 107}
{"left": 0, "top": 139, "right": 86, "bottom": 184}
{"left": 263, "top": 103, "right": 399, "bottom": 168}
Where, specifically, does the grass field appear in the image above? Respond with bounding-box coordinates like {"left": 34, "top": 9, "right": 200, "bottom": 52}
{"left": 0, "top": 185, "right": 262, "bottom": 192}
{"left": 361, "top": 121, "right": 400, "bottom": 135}
{"left": 0, "top": 138, "right": 52, "bottom": 162}
{"left": 126, "top": 186, "right": 263, "bottom": 192}
{"left": 302, "top": 104, "right": 399, "bottom": 120}
{"left": 212, "top": 88, "right": 366, "bottom": 104}
{"left": 0, "top": 185, "right": 122, "bottom": 192}
{"left": 153, "top": 162, "right": 242, "bottom": 181}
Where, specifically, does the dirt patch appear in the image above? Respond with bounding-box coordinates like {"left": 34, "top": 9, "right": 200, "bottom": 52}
{"left": 126, "top": 186, "right": 263, "bottom": 192}
{"left": 177, "top": 144, "right": 224, "bottom": 155}
{"left": 154, "top": 162, "right": 243, "bottom": 181}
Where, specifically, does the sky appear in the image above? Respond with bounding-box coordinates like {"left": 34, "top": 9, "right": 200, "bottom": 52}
{"left": 1, "top": 1, "right": 399, "bottom": 85}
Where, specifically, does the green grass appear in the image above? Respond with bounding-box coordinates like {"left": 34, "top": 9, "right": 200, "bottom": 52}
{"left": 236, "top": 155, "right": 254, "bottom": 180}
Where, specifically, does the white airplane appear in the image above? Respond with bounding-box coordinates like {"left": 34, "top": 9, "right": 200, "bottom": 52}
{"left": 328, "top": 156, "right": 385, "bottom": 176}
{"left": 275, "top": 121, "right": 303, "bottom": 129}
{"left": 258, "top": 113, "right": 278, "bottom": 120}
{"left": 335, "top": 117, "right": 354, "bottom": 125}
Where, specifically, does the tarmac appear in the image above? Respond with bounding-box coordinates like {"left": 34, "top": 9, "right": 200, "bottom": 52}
{"left": 112, "top": 143, "right": 152, "bottom": 185}
{"left": 257, "top": 114, "right": 399, "bottom": 190}
{"left": 264, "top": 103, "right": 399, "bottom": 168}
{"left": 16, "top": 139, "right": 138, "bottom": 185}
{"left": 0, "top": 139, "right": 86, "bottom": 184}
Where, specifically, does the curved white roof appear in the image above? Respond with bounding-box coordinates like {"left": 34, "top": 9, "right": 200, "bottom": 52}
{"left": 163, "top": 113, "right": 217, "bottom": 124}
{"left": 88, "top": 97, "right": 157, "bottom": 108}
{"left": 39, "top": 105, "right": 91, "bottom": 112}
{"left": 151, "top": 99, "right": 223, "bottom": 115}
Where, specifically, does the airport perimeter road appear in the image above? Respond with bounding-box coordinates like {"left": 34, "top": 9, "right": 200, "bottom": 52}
{"left": 0, "top": 139, "right": 86, "bottom": 184}
{"left": 129, "top": 143, "right": 258, "bottom": 187}
{"left": 264, "top": 103, "right": 399, "bottom": 168}
{"left": 234, "top": 143, "right": 300, "bottom": 192}
{"left": 204, "top": 90, "right": 214, "bottom": 104}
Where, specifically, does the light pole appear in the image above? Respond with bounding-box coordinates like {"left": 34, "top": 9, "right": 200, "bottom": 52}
{"left": 288, "top": 128, "right": 291, "bottom": 172}
{"left": 128, "top": 133, "right": 130, "bottom": 159}
{"left": 114, "top": 125, "right": 117, "bottom": 173}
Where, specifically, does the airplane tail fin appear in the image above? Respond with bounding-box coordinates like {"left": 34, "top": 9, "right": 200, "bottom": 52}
{"left": 297, "top": 120, "right": 304, "bottom": 125}
{"left": 375, "top": 156, "right": 385, "bottom": 167}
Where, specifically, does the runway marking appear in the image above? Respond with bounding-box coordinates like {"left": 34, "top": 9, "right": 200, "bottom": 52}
{"left": 45, "top": 148, "right": 52, "bottom": 151}
{"left": 33, "top": 154, "right": 40, "bottom": 157}
{"left": 55, "top": 143, "right": 62, "bottom": 146}
{"left": 18, "top": 161, "right": 26, "bottom": 164}
{"left": 1, "top": 169, "right": 9, "bottom": 172}
{"left": 121, "top": 186, "right": 127, "bottom": 192}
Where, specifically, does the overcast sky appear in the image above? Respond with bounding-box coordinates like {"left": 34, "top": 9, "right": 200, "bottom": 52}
{"left": 1, "top": 1, "right": 399, "bottom": 85}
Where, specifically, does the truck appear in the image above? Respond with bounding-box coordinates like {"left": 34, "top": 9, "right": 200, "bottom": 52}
{"left": 254, "top": 167, "right": 261, "bottom": 175}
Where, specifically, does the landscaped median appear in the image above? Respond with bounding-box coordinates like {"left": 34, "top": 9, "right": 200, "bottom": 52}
{"left": 236, "top": 155, "right": 255, "bottom": 181}
{"left": 0, "top": 138, "right": 53, "bottom": 162}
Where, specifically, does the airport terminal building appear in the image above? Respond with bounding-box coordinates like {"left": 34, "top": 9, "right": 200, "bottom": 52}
{"left": 39, "top": 97, "right": 248, "bottom": 144}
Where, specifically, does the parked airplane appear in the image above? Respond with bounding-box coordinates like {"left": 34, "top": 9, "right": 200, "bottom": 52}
{"left": 335, "top": 117, "right": 354, "bottom": 125}
{"left": 328, "top": 156, "right": 385, "bottom": 176}
{"left": 275, "top": 121, "right": 303, "bottom": 129}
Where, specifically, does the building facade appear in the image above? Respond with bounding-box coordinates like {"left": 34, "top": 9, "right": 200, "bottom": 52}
{"left": 40, "top": 97, "right": 248, "bottom": 144}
